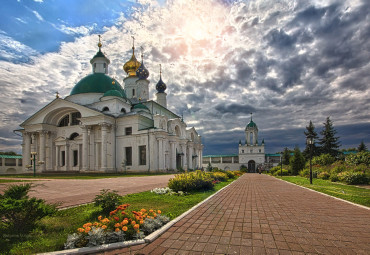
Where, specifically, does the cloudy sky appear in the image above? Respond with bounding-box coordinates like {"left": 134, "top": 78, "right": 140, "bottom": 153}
{"left": 0, "top": 0, "right": 369, "bottom": 155}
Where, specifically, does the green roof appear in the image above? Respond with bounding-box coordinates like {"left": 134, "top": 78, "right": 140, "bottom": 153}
{"left": 133, "top": 103, "right": 149, "bottom": 110}
{"left": 103, "top": 89, "right": 124, "bottom": 98}
{"left": 0, "top": 155, "right": 22, "bottom": 159}
{"left": 246, "top": 120, "right": 257, "bottom": 128}
{"left": 70, "top": 73, "right": 125, "bottom": 96}
{"left": 203, "top": 154, "right": 238, "bottom": 158}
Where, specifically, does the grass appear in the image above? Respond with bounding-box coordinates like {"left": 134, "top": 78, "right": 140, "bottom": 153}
{"left": 1, "top": 179, "right": 234, "bottom": 254}
{"left": 277, "top": 176, "right": 370, "bottom": 207}
{"left": 0, "top": 172, "right": 174, "bottom": 180}
{"left": 0, "top": 179, "right": 32, "bottom": 184}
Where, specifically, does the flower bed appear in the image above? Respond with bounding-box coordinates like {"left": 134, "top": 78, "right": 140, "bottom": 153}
{"left": 65, "top": 203, "right": 169, "bottom": 249}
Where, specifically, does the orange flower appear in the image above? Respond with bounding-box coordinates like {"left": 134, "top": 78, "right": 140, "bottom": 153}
{"left": 134, "top": 224, "right": 140, "bottom": 229}
{"left": 122, "top": 226, "right": 128, "bottom": 231}
{"left": 131, "top": 221, "right": 136, "bottom": 225}
{"left": 102, "top": 225, "right": 107, "bottom": 229}
{"left": 121, "top": 211, "right": 126, "bottom": 215}
{"left": 114, "top": 216, "right": 120, "bottom": 221}
{"left": 93, "top": 222, "right": 99, "bottom": 226}
{"left": 140, "top": 220, "right": 144, "bottom": 224}
{"left": 157, "top": 210, "right": 161, "bottom": 214}
{"left": 140, "top": 209, "right": 147, "bottom": 213}
{"left": 77, "top": 228, "right": 84, "bottom": 233}
{"left": 115, "top": 228, "right": 120, "bottom": 232}
{"left": 115, "top": 223, "right": 121, "bottom": 228}
{"left": 122, "top": 220, "right": 128, "bottom": 225}
{"left": 149, "top": 209, "right": 154, "bottom": 213}
{"left": 153, "top": 213, "right": 157, "bottom": 217}
{"left": 85, "top": 227, "right": 91, "bottom": 233}
{"left": 98, "top": 216, "right": 102, "bottom": 221}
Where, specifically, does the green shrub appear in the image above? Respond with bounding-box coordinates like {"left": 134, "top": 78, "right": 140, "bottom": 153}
{"left": 210, "top": 172, "right": 228, "bottom": 182}
{"left": 329, "top": 173, "right": 339, "bottom": 182}
{"left": 346, "top": 151, "right": 370, "bottom": 166}
{"left": 273, "top": 169, "right": 289, "bottom": 176}
{"left": 330, "top": 161, "right": 346, "bottom": 174}
{"left": 338, "top": 171, "right": 369, "bottom": 185}
{"left": 94, "top": 189, "right": 122, "bottom": 215}
{"left": 299, "top": 168, "right": 309, "bottom": 178}
{"left": 168, "top": 170, "right": 214, "bottom": 192}
{"left": 225, "top": 171, "right": 235, "bottom": 179}
{"left": 0, "top": 184, "right": 57, "bottom": 234}
{"left": 318, "top": 171, "right": 330, "bottom": 180}
{"left": 240, "top": 165, "right": 248, "bottom": 173}
{"left": 312, "top": 153, "right": 335, "bottom": 166}
{"left": 353, "top": 164, "right": 369, "bottom": 173}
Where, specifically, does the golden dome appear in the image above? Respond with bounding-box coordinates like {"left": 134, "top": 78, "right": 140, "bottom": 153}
{"left": 123, "top": 46, "right": 141, "bottom": 76}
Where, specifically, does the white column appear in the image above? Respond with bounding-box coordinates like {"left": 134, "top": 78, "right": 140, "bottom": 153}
{"left": 101, "top": 124, "right": 109, "bottom": 170}
{"left": 188, "top": 144, "right": 193, "bottom": 170}
{"left": 246, "top": 131, "right": 250, "bottom": 145}
{"left": 55, "top": 146, "right": 59, "bottom": 170}
{"left": 39, "top": 131, "right": 46, "bottom": 171}
{"left": 65, "top": 144, "right": 69, "bottom": 170}
{"left": 81, "top": 126, "right": 89, "bottom": 171}
{"left": 31, "top": 133, "right": 36, "bottom": 154}
{"left": 181, "top": 143, "right": 187, "bottom": 170}
{"left": 170, "top": 142, "right": 176, "bottom": 170}
{"left": 158, "top": 138, "right": 164, "bottom": 170}
{"left": 95, "top": 143, "right": 99, "bottom": 169}
{"left": 46, "top": 132, "right": 53, "bottom": 170}
{"left": 23, "top": 132, "right": 31, "bottom": 169}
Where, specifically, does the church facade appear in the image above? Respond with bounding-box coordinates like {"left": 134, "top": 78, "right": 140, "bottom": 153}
{"left": 18, "top": 39, "right": 203, "bottom": 173}
{"left": 202, "top": 115, "right": 280, "bottom": 172}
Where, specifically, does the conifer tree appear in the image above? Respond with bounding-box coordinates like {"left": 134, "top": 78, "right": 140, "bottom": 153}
{"left": 303, "top": 120, "right": 319, "bottom": 159}
{"left": 290, "top": 146, "right": 305, "bottom": 175}
{"left": 282, "top": 147, "right": 291, "bottom": 165}
{"left": 358, "top": 140, "right": 367, "bottom": 152}
{"left": 318, "top": 117, "right": 340, "bottom": 157}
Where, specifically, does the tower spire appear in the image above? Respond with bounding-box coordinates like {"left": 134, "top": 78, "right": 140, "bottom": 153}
{"left": 250, "top": 112, "right": 253, "bottom": 121}
{"left": 131, "top": 36, "right": 135, "bottom": 51}
{"left": 159, "top": 64, "right": 162, "bottom": 79}
{"left": 98, "top": 35, "right": 102, "bottom": 50}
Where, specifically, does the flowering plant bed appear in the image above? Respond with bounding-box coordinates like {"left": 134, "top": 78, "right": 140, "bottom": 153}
{"left": 65, "top": 203, "right": 169, "bottom": 249}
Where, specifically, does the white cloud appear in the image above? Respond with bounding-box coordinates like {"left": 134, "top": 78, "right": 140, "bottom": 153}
{"left": 32, "top": 10, "right": 44, "bottom": 21}
{"left": 34, "top": 0, "right": 43, "bottom": 2}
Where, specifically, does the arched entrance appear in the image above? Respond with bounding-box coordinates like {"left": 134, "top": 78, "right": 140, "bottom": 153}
{"left": 248, "top": 160, "right": 256, "bottom": 173}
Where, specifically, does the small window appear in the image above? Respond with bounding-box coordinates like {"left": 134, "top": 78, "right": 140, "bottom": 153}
{"left": 71, "top": 112, "right": 81, "bottom": 125}
{"left": 259, "top": 149, "right": 261, "bottom": 153}
{"left": 58, "top": 115, "right": 69, "bottom": 127}
{"left": 69, "top": 133, "right": 79, "bottom": 140}
{"left": 250, "top": 149, "right": 253, "bottom": 153}
{"left": 242, "top": 150, "right": 244, "bottom": 153}
{"left": 102, "top": 107, "right": 109, "bottom": 112}
{"left": 121, "top": 108, "right": 126, "bottom": 113}
{"left": 132, "top": 89, "right": 135, "bottom": 97}
{"left": 73, "top": 150, "right": 78, "bottom": 166}
{"left": 125, "top": 127, "right": 132, "bottom": 135}
{"left": 61, "top": 151, "right": 66, "bottom": 166}
{"left": 18, "top": 160, "right": 22, "bottom": 166}
{"left": 125, "top": 147, "right": 132, "bottom": 166}
{"left": 139, "top": 145, "right": 146, "bottom": 165}
{"left": 5, "top": 159, "right": 16, "bottom": 166}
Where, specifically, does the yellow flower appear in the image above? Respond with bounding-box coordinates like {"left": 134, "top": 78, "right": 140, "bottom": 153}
{"left": 122, "top": 226, "right": 128, "bottom": 231}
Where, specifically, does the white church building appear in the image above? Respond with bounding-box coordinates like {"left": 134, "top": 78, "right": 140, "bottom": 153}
{"left": 18, "top": 39, "right": 203, "bottom": 173}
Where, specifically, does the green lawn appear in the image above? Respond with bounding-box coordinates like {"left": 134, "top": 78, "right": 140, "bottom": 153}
{"left": 0, "top": 179, "right": 31, "bottom": 184}
{"left": 277, "top": 176, "right": 370, "bottom": 207}
{"left": 0, "top": 172, "right": 174, "bottom": 180}
{"left": 1, "top": 179, "right": 234, "bottom": 254}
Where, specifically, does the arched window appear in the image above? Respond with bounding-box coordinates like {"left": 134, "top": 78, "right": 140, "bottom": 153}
{"left": 69, "top": 133, "right": 79, "bottom": 140}
{"left": 175, "top": 126, "right": 181, "bottom": 137}
{"left": 58, "top": 115, "right": 69, "bottom": 127}
{"left": 121, "top": 108, "right": 126, "bottom": 113}
{"left": 132, "top": 89, "right": 135, "bottom": 97}
{"left": 102, "top": 107, "right": 109, "bottom": 112}
{"left": 71, "top": 112, "right": 81, "bottom": 126}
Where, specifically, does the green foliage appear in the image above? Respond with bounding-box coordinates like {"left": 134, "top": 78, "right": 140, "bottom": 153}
{"left": 290, "top": 147, "right": 305, "bottom": 175}
{"left": 239, "top": 165, "right": 248, "bottom": 173}
{"left": 303, "top": 120, "right": 320, "bottom": 159}
{"left": 338, "top": 171, "right": 369, "bottom": 185}
{"left": 0, "top": 184, "right": 57, "bottom": 234}
{"left": 210, "top": 172, "right": 229, "bottom": 182}
{"left": 358, "top": 140, "right": 367, "bottom": 152}
{"left": 0, "top": 151, "right": 19, "bottom": 155}
{"left": 273, "top": 169, "right": 289, "bottom": 176}
{"left": 317, "top": 171, "right": 330, "bottom": 180}
{"left": 312, "top": 153, "right": 336, "bottom": 166}
{"left": 299, "top": 168, "right": 309, "bottom": 178}
{"left": 318, "top": 117, "right": 341, "bottom": 157}
{"left": 168, "top": 170, "right": 214, "bottom": 192}
{"left": 282, "top": 147, "right": 291, "bottom": 165}
{"left": 93, "top": 189, "right": 122, "bottom": 215}
{"left": 346, "top": 151, "right": 370, "bottom": 166}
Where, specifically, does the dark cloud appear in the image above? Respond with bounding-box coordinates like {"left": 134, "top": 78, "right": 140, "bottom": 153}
{"left": 215, "top": 103, "right": 255, "bottom": 115}
{"left": 264, "top": 29, "right": 296, "bottom": 49}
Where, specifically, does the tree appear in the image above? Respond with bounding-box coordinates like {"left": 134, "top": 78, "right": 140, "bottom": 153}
{"left": 358, "top": 140, "right": 367, "bottom": 152}
{"left": 303, "top": 120, "right": 319, "bottom": 159}
{"left": 282, "top": 147, "right": 291, "bottom": 165}
{"left": 318, "top": 117, "right": 340, "bottom": 157}
{"left": 290, "top": 146, "right": 305, "bottom": 175}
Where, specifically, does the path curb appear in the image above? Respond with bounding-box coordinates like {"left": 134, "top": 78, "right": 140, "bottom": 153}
{"left": 275, "top": 176, "right": 370, "bottom": 210}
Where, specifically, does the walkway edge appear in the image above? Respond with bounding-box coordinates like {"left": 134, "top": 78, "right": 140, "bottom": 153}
{"left": 275, "top": 176, "right": 370, "bottom": 210}
{"left": 38, "top": 178, "right": 238, "bottom": 255}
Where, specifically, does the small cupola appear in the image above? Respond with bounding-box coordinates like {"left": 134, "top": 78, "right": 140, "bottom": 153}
{"left": 90, "top": 35, "right": 110, "bottom": 74}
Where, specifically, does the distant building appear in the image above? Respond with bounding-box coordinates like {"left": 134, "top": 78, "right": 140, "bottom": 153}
{"left": 0, "top": 154, "right": 23, "bottom": 174}
{"left": 17, "top": 38, "right": 203, "bottom": 174}
{"left": 202, "top": 115, "right": 281, "bottom": 172}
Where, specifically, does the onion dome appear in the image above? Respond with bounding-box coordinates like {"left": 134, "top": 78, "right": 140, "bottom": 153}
{"left": 156, "top": 64, "right": 167, "bottom": 93}
{"left": 136, "top": 53, "right": 149, "bottom": 80}
{"left": 245, "top": 113, "right": 258, "bottom": 130}
{"left": 70, "top": 73, "right": 126, "bottom": 98}
{"left": 103, "top": 80, "right": 124, "bottom": 98}
{"left": 123, "top": 38, "right": 141, "bottom": 76}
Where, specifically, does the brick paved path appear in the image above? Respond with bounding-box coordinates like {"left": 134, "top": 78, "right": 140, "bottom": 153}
{"left": 100, "top": 174, "right": 370, "bottom": 255}
{"left": 0, "top": 175, "right": 173, "bottom": 208}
